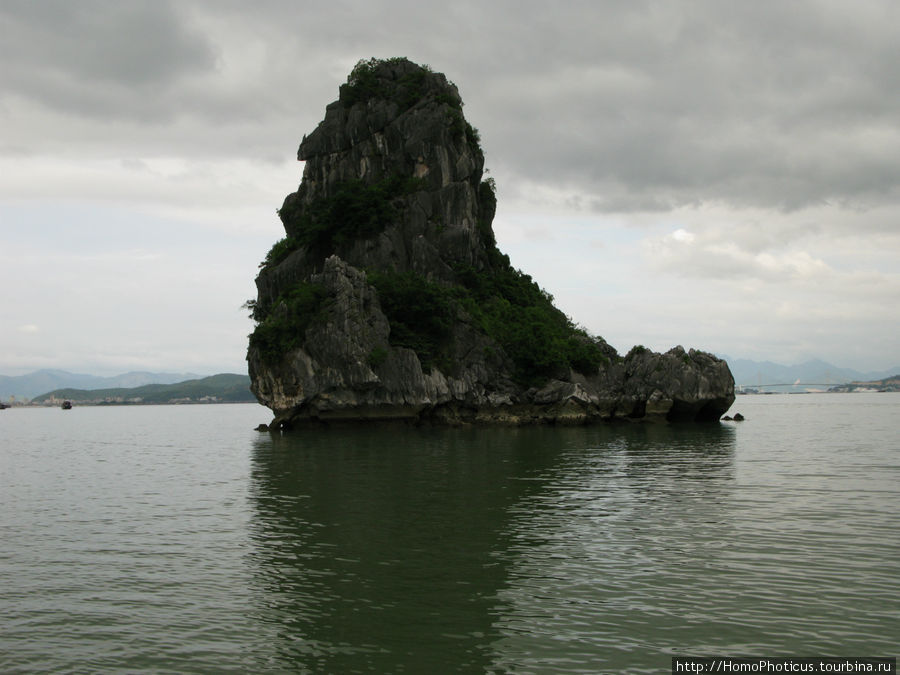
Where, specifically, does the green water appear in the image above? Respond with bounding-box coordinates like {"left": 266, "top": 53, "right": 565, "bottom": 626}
{"left": 1, "top": 394, "right": 898, "bottom": 673}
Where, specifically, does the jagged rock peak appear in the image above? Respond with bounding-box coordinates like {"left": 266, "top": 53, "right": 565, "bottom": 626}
{"left": 247, "top": 58, "right": 735, "bottom": 427}
{"left": 299, "top": 57, "right": 465, "bottom": 162}
{"left": 268, "top": 57, "right": 493, "bottom": 293}
{"left": 291, "top": 56, "right": 483, "bottom": 207}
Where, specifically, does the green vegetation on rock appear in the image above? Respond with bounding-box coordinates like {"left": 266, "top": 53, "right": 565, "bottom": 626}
{"left": 370, "top": 261, "right": 608, "bottom": 385}
{"left": 368, "top": 271, "right": 456, "bottom": 373}
{"left": 454, "top": 262, "right": 607, "bottom": 385}
{"left": 626, "top": 345, "right": 650, "bottom": 358}
{"left": 270, "top": 175, "right": 424, "bottom": 267}
{"left": 259, "top": 235, "right": 300, "bottom": 269}
{"left": 340, "top": 57, "right": 434, "bottom": 109}
{"left": 248, "top": 282, "right": 331, "bottom": 365}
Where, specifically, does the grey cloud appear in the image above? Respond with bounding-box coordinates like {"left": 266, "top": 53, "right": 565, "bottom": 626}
{"left": 2, "top": 0, "right": 898, "bottom": 374}
{"left": 456, "top": 1, "right": 900, "bottom": 214}
{"left": 0, "top": 0, "right": 216, "bottom": 120}
{"left": 4, "top": 0, "right": 900, "bottom": 215}
{"left": 0, "top": 1, "right": 215, "bottom": 84}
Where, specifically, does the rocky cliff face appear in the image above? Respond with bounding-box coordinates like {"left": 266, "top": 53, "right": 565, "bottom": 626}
{"left": 247, "top": 58, "right": 735, "bottom": 427}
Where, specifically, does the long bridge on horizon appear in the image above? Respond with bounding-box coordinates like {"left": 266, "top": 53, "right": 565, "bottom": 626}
{"left": 741, "top": 383, "right": 838, "bottom": 387}
{"left": 736, "top": 382, "right": 840, "bottom": 390}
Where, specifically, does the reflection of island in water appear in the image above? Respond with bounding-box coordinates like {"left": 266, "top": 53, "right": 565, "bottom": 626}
{"left": 246, "top": 424, "right": 735, "bottom": 672}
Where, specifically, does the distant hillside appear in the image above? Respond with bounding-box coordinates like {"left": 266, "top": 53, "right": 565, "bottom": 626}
{"left": 30, "top": 374, "right": 254, "bottom": 405}
{"left": 720, "top": 357, "right": 900, "bottom": 389}
{"left": 0, "top": 369, "right": 200, "bottom": 401}
{"left": 828, "top": 375, "right": 900, "bottom": 393}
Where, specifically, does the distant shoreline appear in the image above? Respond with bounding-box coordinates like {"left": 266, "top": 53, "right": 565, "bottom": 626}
{"left": 3, "top": 400, "right": 263, "bottom": 409}
{"left": 24, "top": 373, "right": 255, "bottom": 406}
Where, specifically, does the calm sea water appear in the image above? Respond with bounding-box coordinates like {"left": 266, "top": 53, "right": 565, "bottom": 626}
{"left": 1, "top": 394, "right": 897, "bottom": 673}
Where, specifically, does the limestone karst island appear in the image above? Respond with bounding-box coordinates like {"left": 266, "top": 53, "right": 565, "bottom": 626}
{"left": 246, "top": 58, "right": 735, "bottom": 428}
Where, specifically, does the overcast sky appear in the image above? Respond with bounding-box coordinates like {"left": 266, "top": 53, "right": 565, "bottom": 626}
{"left": 2, "top": 0, "right": 898, "bottom": 376}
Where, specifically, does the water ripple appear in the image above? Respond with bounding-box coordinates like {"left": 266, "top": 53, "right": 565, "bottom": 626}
{"left": 1, "top": 397, "right": 897, "bottom": 673}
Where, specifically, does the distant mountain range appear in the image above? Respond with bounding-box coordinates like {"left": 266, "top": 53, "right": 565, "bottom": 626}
{"left": 0, "top": 369, "right": 202, "bottom": 400}
{"left": 28, "top": 374, "right": 254, "bottom": 405}
{"left": 719, "top": 357, "right": 900, "bottom": 389}
{"left": 3, "top": 359, "right": 898, "bottom": 402}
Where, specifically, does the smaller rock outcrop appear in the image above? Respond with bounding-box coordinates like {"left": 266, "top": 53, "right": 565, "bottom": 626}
{"left": 618, "top": 346, "right": 736, "bottom": 422}
{"left": 247, "top": 58, "right": 735, "bottom": 428}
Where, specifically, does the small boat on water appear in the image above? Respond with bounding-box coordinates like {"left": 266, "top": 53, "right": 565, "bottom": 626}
{"left": 61, "top": 400, "right": 72, "bottom": 410}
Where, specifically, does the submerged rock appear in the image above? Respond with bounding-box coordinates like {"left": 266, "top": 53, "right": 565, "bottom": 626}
{"left": 247, "top": 58, "right": 735, "bottom": 427}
